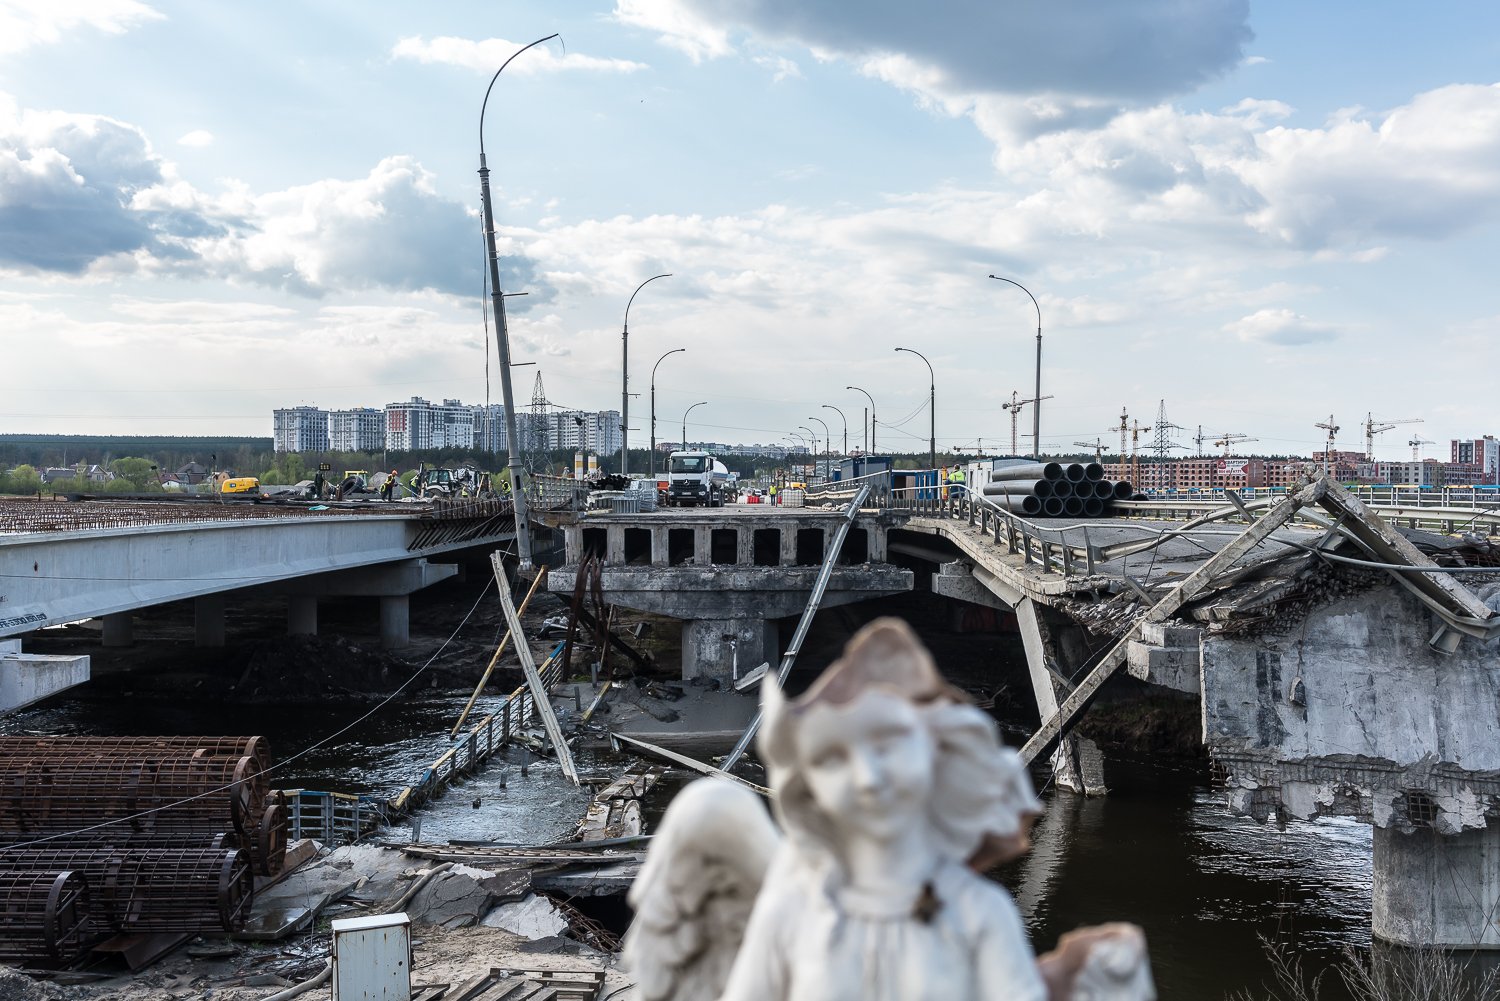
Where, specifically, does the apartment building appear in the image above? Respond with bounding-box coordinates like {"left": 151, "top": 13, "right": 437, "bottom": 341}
{"left": 273, "top": 407, "right": 330, "bottom": 453}
{"left": 328, "top": 408, "right": 385, "bottom": 452}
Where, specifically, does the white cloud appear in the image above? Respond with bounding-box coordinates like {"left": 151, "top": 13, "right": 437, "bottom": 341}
{"left": 176, "top": 129, "right": 213, "bottom": 147}
{"left": 752, "top": 54, "right": 801, "bottom": 83}
{"left": 614, "top": 0, "right": 732, "bottom": 63}
{"left": 1224, "top": 308, "right": 1339, "bottom": 345}
{"left": 390, "top": 35, "right": 646, "bottom": 75}
{"left": 0, "top": 0, "right": 162, "bottom": 56}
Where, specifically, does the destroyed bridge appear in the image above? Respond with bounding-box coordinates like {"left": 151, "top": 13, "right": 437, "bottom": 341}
{"left": 550, "top": 472, "right": 1500, "bottom": 950}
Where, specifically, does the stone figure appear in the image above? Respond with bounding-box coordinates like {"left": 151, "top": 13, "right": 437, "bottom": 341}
{"left": 623, "top": 617, "right": 1154, "bottom": 1001}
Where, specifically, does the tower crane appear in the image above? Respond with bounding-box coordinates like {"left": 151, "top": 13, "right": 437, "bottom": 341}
{"left": 1213, "top": 433, "right": 1257, "bottom": 457}
{"left": 1314, "top": 414, "right": 1340, "bottom": 473}
{"left": 1130, "top": 419, "right": 1143, "bottom": 487}
{"left": 1193, "top": 425, "right": 1211, "bottom": 458}
{"left": 1115, "top": 408, "right": 1129, "bottom": 469}
{"left": 1409, "top": 437, "right": 1435, "bottom": 462}
{"left": 1074, "top": 438, "right": 1105, "bottom": 462}
{"left": 1364, "top": 412, "right": 1423, "bottom": 461}
{"left": 1001, "top": 390, "right": 1053, "bottom": 456}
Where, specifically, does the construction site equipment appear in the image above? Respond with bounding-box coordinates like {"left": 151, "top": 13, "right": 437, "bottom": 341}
{"left": 980, "top": 460, "right": 1131, "bottom": 518}
{"left": 1365, "top": 413, "right": 1423, "bottom": 461}
{"left": 0, "top": 870, "right": 94, "bottom": 965}
{"left": 0, "top": 735, "right": 282, "bottom": 963}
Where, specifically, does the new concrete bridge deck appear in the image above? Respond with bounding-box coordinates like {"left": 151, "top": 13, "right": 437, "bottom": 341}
{"left": 0, "top": 496, "right": 520, "bottom": 657}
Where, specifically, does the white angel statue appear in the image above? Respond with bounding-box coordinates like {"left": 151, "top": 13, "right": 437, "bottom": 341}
{"left": 624, "top": 617, "right": 1153, "bottom": 1001}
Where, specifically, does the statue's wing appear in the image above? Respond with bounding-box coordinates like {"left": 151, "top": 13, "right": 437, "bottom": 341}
{"left": 624, "top": 778, "right": 781, "bottom": 1001}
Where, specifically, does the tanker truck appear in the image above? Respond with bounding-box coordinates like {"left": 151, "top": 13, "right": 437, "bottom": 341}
{"left": 666, "top": 450, "right": 731, "bottom": 507}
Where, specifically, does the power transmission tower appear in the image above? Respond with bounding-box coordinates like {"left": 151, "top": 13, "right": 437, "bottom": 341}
{"left": 529, "top": 371, "right": 549, "bottom": 468}
{"left": 1148, "top": 400, "right": 1187, "bottom": 490}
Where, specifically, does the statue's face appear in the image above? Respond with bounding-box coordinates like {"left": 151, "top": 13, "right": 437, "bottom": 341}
{"left": 798, "top": 692, "right": 934, "bottom": 842}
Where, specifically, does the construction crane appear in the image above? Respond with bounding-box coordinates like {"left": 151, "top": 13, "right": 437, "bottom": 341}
{"left": 1115, "top": 408, "right": 1129, "bottom": 470}
{"left": 1409, "top": 436, "right": 1435, "bottom": 461}
{"left": 1001, "top": 391, "right": 1053, "bottom": 456}
{"left": 1314, "top": 414, "right": 1340, "bottom": 473}
{"left": 1074, "top": 438, "right": 1105, "bottom": 462}
{"left": 1130, "top": 419, "right": 1144, "bottom": 488}
{"left": 1213, "top": 433, "right": 1257, "bottom": 457}
{"left": 1364, "top": 413, "right": 1423, "bottom": 461}
{"left": 1193, "top": 425, "right": 1212, "bottom": 458}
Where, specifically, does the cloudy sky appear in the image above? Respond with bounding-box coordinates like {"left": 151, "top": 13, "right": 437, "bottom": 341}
{"left": 3, "top": 1, "right": 1498, "bottom": 461}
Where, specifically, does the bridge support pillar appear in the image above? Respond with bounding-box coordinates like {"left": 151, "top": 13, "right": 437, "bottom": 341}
{"left": 650, "top": 528, "right": 669, "bottom": 567}
{"left": 380, "top": 595, "right": 410, "bottom": 648}
{"left": 681, "top": 617, "right": 775, "bottom": 683}
{"left": 1018, "top": 598, "right": 1106, "bottom": 796}
{"left": 101, "top": 612, "right": 132, "bottom": 648}
{"left": 693, "top": 528, "right": 711, "bottom": 566}
{"left": 287, "top": 595, "right": 318, "bottom": 636}
{"left": 778, "top": 528, "right": 797, "bottom": 567}
{"left": 607, "top": 527, "right": 626, "bottom": 564}
{"left": 195, "top": 595, "right": 226, "bottom": 648}
{"left": 1373, "top": 823, "right": 1500, "bottom": 948}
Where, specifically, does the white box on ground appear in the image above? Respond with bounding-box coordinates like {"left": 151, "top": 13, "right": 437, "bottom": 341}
{"left": 332, "top": 912, "right": 412, "bottom": 1001}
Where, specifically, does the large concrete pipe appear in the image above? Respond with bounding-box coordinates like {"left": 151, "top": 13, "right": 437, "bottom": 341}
{"left": 1084, "top": 462, "right": 1104, "bottom": 481}
{"left": 983, "top": 478, "right": 1055, "bottom": 497}
{"left": 1050, "top": 480, "right": 1075, "bottom": 499}
{"left": 1091, "top": 480, "right": 1114, "bottom": 499}
{"left": 1043, "top": 496, "right": 1065, "bottom": 517}
{"left": 989, "top": 494, "right": 1043, "bottom": 516}
{"left": 1063, "top": 496, "right": 1085, "bottom": 516}
{"left": 990, "top": 461, "right": 1063, "bottom": 482}
{"left": 1063, "top": 463, "right": 1086, "bottom": 482}
{"left": 1083, "top": 497, "right": 1104, "bottom": 517}
{"left": 1112, "top": 481, "right": 1135, "bottom": 500}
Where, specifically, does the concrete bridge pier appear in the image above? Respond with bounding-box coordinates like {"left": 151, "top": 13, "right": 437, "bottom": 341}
{"left": 1373, "top": 824, "right": 1500, "bottom": 948}
{"left": 681, "top": 617, "right": 778, "bottom": 682}
{"left": 0, "top": 639, "right": 90, "bottom": 713}
{"left": 273, "top": 559, "right": 457, "bottom": 650}
{"left": 288, "top": 595, "right": 318, "bottom": 636}
{"left": 195, "top": 595, "right": 226, "bottom": 647}
{"left": 101, "top": 612, "right": 132, "bottom": 648}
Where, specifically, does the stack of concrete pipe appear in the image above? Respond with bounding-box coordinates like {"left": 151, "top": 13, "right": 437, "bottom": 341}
{"left": 979, "top": 461, "right": 1134, "bottom": 518}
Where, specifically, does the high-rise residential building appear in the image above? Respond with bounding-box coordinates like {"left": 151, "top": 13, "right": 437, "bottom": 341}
{"left": 549, "top": 410, "right": 622, "bottom": 454}
{"left": 434, "top": 399, "right": 475, "bottom": 449}
{"left": 471, "top": 404, "right": 508, "bottom": 453}
{"left": 273, "top": 406, "right": 330, "bottom": 453}
{"left": 1452, "top": 437, "right": 1499, "bottom": 481}
{"left": 384, "top": 397, "right": 435, "bottom": 452}
{"left": 328, "top": 408, "right": 385, "bottom": 452}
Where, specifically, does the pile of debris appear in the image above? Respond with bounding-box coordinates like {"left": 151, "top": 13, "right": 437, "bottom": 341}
{"left": 0, "top": 736, "right": 286, "bottom": 968}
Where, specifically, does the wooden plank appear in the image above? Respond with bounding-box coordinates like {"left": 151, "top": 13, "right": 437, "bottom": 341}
{"left": 452, "top": 569, "right": 547, "bottom": 737}
{"left": 491, "top": 552, "right": 579, "bottom": 785}
{"left": 610, "top": 731, "right": 770, "bottom": 797}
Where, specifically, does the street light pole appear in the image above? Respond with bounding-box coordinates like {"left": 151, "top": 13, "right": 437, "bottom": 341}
{"left": 682, "top": 401, "right": 707, "bottom": 448}
{"left": 822, "top": 404, "right": 848, "bottom": 457}
{"left": 649, "top": 347, "right": 685, "bottom": 478}
{"left": 894, "top": 347, "right": 936, "bottom": 472}
{"left": 807, "top": 416, "right": 830, "bottom": 477}
{"left": 622, "top": 273, "right": 672, "bottom": 477}
{"left": 479, "top": 32, "right": 556, "bottom": 569}
{"left": 847, "top": 386, "right": 876, "bottom": 454}
{"left": 988, "top": 275, "right": 1043, "bottom": 460}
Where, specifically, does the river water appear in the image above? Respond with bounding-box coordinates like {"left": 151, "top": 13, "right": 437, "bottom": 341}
{"left": 3, "top": 609, "right": 1380, "bottom": 1000}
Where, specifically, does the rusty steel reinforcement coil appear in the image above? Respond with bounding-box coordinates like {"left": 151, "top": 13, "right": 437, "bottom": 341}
{"left": 0, "top": 870, "right": 97, "bottom": 966}
{"left": 250, "top": 800, "right": 289, "bottom": 877}
{"left": 0, "top": 847, "right": 254, "bottom": 934}
{"left": 0, "top": 755, "right": 261, "bottom": 838}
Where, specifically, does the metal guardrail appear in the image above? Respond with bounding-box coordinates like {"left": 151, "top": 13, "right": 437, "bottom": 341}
{"left": 807, "top": 470, "right": 1105, "bottom": 579}
{"left": 282, "top": 646, "right": 567, "bottom": 846}
{"left": 1115, "top": 499, "right": 1500, "bottom": 538}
